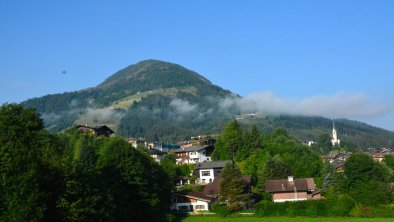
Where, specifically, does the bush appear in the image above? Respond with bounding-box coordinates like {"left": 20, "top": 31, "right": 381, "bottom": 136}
{"left": 255, "top": 200, "right": 271, "bottom": 217}
{"left": 306, "top": 204, "right": 318, "bottom": 217}
{"left": 350, "top": 204, "right": 372, "bottom": 217}
{"left": 211, "top": 203, "right": 231, "bottom": 217}
{"left": 255, "top": 200, "right": 327, "bottom": 217}
{"left": 369, "top": 205, "right": 394, "bottom": 218}
{"left": 328, "top": 194, "right": 356, "bottom": 216}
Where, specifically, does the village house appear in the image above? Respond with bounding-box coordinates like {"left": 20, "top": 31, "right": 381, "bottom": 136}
{"left": 368, "top": 148, "right": 393, "bottom": 162}
{"left": 127, "top": 137, "right": 147, "bottom": 148}
{"left": 265, "top": 176, "right": 321, "bottom": 202}
{"left": 174, "top": 145, "right": 214, "bottom": 165}
{"left": 322, "top": 152, "right": 352, "bottom": 163}
{"left": 171, "top": 190, "right": 215, "bottom": 212}
{"left": 148, "top": 148, "right": 166, "bottom": 163}
{"left": 194, "top": 160, "right": 230, "bottom": 184}
{"left": 203, "top": 175, "right": 252, "bottom": 198}
{"left": 76, "top": 125, "right": 114, "bottom": 137}
{"left": 331, "top": 160, "right": 345, "bottom": 173}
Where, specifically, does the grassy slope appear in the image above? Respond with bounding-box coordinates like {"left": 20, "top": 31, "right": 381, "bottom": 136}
{"left": 111, "top": 86, "right": 197, "bottom": 109}
{"left": 180, "top": 216, "right": 392, "bottom": 222}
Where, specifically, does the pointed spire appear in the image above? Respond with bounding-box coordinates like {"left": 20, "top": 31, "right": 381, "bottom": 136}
{"left": 332, "top": 118, "right": 336, "bottom": 130}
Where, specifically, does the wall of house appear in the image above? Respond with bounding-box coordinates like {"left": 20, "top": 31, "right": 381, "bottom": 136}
{"left": 272, "top": 192, "right": 308, "bottom": 202}
{"left": 188, "top": 150, "right": 210, "bottom": 164}
{"left": 199, "top": 169, "right": 214, "bottom": 184}
{"left": 172, "top": 200, "right": 210, "bottom": 212}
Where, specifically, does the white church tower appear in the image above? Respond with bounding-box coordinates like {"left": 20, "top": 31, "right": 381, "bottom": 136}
{"left": 331, "top": 119, "right": 340, "bottom": 147}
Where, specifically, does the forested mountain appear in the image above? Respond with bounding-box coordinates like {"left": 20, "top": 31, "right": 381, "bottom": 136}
{"left": 22, "top": 60, "right": 236, "bottom": 142}
{"left": 22, "top": 60, "right": 394, "bottom": 148}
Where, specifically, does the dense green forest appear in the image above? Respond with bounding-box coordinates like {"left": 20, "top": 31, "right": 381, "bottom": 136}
{"left": 0, "top": 104, "right": 172, "bottom": 221}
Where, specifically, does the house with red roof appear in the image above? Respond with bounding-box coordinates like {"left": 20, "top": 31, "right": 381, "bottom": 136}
{"left": 265, "top": 176, "right": 321, "bottom": 202}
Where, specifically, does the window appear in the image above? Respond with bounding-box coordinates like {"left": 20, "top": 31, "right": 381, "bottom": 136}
{"left": 179, "top": 206, "right": 189, "bottom": 211}
{"left": 201, "top": 171, "right": 210, "bottom": 176}
{"left": 195, "top": 205, "right": 205, "bottom": 210}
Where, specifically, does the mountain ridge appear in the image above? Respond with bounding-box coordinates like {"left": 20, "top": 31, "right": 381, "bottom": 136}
{"left": 21, "top": 59, "right": 394, "bottom": 148}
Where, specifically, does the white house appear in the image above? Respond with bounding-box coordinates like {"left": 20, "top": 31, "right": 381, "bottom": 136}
{"left": 171, "top": 190, "right": 215, "bottom": 212}
{"left": 175, "top": 145, "right": 214, "bottom": 165}
{"left": 194, "top": 161, "right": 230, "bottom": 184}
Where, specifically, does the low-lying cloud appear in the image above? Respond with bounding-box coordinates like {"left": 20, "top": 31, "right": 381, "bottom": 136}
{"left": 220, "top": 91, "right": 389, "bottom": 118}
{"left": 170, "top": 98, "right": 198, "bottom": 114}
{"left": 83, "top": 107, "right": 125, "bottom": 122}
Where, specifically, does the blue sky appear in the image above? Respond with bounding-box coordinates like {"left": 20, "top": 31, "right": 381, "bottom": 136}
{"left": 1, "top": 0, "right": 393, "bottom": 130}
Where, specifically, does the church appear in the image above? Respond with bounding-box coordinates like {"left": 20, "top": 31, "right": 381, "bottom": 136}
{"left": 331, "top": 120, "right": 340, "bottom": 147}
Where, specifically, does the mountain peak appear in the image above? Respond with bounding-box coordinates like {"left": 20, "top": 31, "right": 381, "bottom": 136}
{"left": 98, "top": 59, "right": 211, "bottom": 88}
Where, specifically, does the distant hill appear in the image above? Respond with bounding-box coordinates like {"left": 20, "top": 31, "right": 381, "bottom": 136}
{"left": 22, "top": 60, "right": 394, "bottom": 148}
{"left": 22, "top": 60, "right": 236, "bottom": 142}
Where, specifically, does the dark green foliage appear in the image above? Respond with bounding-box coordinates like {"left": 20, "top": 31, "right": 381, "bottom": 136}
{"left": 212, "top": 121, "right": 243, "bottom": 160}
{"left": 237, "top": 124, "right": 264, "bottom": 160}
{"left": 58, "top": 133, "right": 173, "bottom": 221}
{"left": 259, "top": 156, "right": 292, "bottom": 187}
{"left": 0, "top": 104, "right": 64, "bottom": 221}
{"left": 117, "top": 93, "right": 233, "bottom": 142}
{"left": 220, "top": 162, "right": 251, "bottom": 212}
{"left": 384, "top": 155, "right": 394, "bottom": 181}
{"left": 340, "top": 152, "right": 392, "bottom": 206}
{"left": 0, "top": 103, "right": 173, "bottom": 221}
{"left": 211, "top": 203, "right": 231, "bottom": 217}
{"left": 368, "top": 205, "right": 394, "bottom": 218}
{"left": 160, "top": 153, "right": 177, "bottom": 180}
{"left": 230, "top": 125, "right": 323, "bottom": 193}
{"left": 255, "top": 200, "right": 328, "bottom": 217}
{"left": 327, "top": 194, "right": 356, "bottom": 216}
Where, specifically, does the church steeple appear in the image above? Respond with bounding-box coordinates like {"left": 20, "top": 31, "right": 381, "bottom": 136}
{"left": 331, "top": 119, "right": 340, "bottom": 147}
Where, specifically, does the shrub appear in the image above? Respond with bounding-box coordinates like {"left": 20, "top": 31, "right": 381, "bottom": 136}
{"left": 306, "top": 204, "right": 318, "bottom": 217}
{"left": 211, "top": 203, "right": 231, "bottom": 217}
{"left": 369, "top": 205, "right": 394, "bottom": 218}
{"left": 350, "top": 204, "right": 372, "bottom": 217}
{"left": 328, "top": 194, "right": 356, "bottom": 216}
{"left": 255, "top": 200, "right": 272, "bottom": 217}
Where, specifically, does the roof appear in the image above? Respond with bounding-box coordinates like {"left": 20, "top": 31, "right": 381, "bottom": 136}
{"left": 174, "top": 145, "right": 211, "bottom": 153}
{"left": 331, "top": 160, "right": 345, "bottom": 169}
{"left": 195, "top": 160, "right": 231, "bottom": 170}
{"left": 265, "top": 177, "right": 315, "bottom": 193}
{"left": 175, "top": 190, "right": 215, "bottom": 202}
{"left": 148, "top": 149, "right": 166, "bottom": 155}
{"left": 203, "top": 175, "right": 252, "bottom": 197}
{"left": 76, "top": 125, "right": 114, "bottom": 135}
{"left": 203, "top": 177, "right": 222, "bottom": 197}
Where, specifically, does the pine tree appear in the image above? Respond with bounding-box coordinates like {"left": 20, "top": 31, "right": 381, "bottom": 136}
{"left": 220, "top": 162, "right": 250, "bottom": 212}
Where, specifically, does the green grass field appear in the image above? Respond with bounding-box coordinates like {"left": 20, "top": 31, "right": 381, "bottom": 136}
{"left": 179, "top": 216, "right": 393, "bottom": 222}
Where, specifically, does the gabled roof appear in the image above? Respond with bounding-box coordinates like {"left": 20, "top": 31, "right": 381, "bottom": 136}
{"left": 265, "top": 178, "right": 315, "bottom": 193}
{"left": 76, "top": 125, "right": 114, "bottom": 136}
{"left": 148, "top": 149, "right": 166, "bottom": 155}
{"left": 203, "top": 175, "right": 252, "bottom": 197}
{"left": 174, "top": 145, "right": 212, "bottom": 153}
{"left": 331, "top": 160, "right": 345, "bottom": 169}
{"left": 175, "top": 190, "right": 215, "bottom": 202}
{"left": 195, "top": 160, "right": 231, "bottom": 170}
